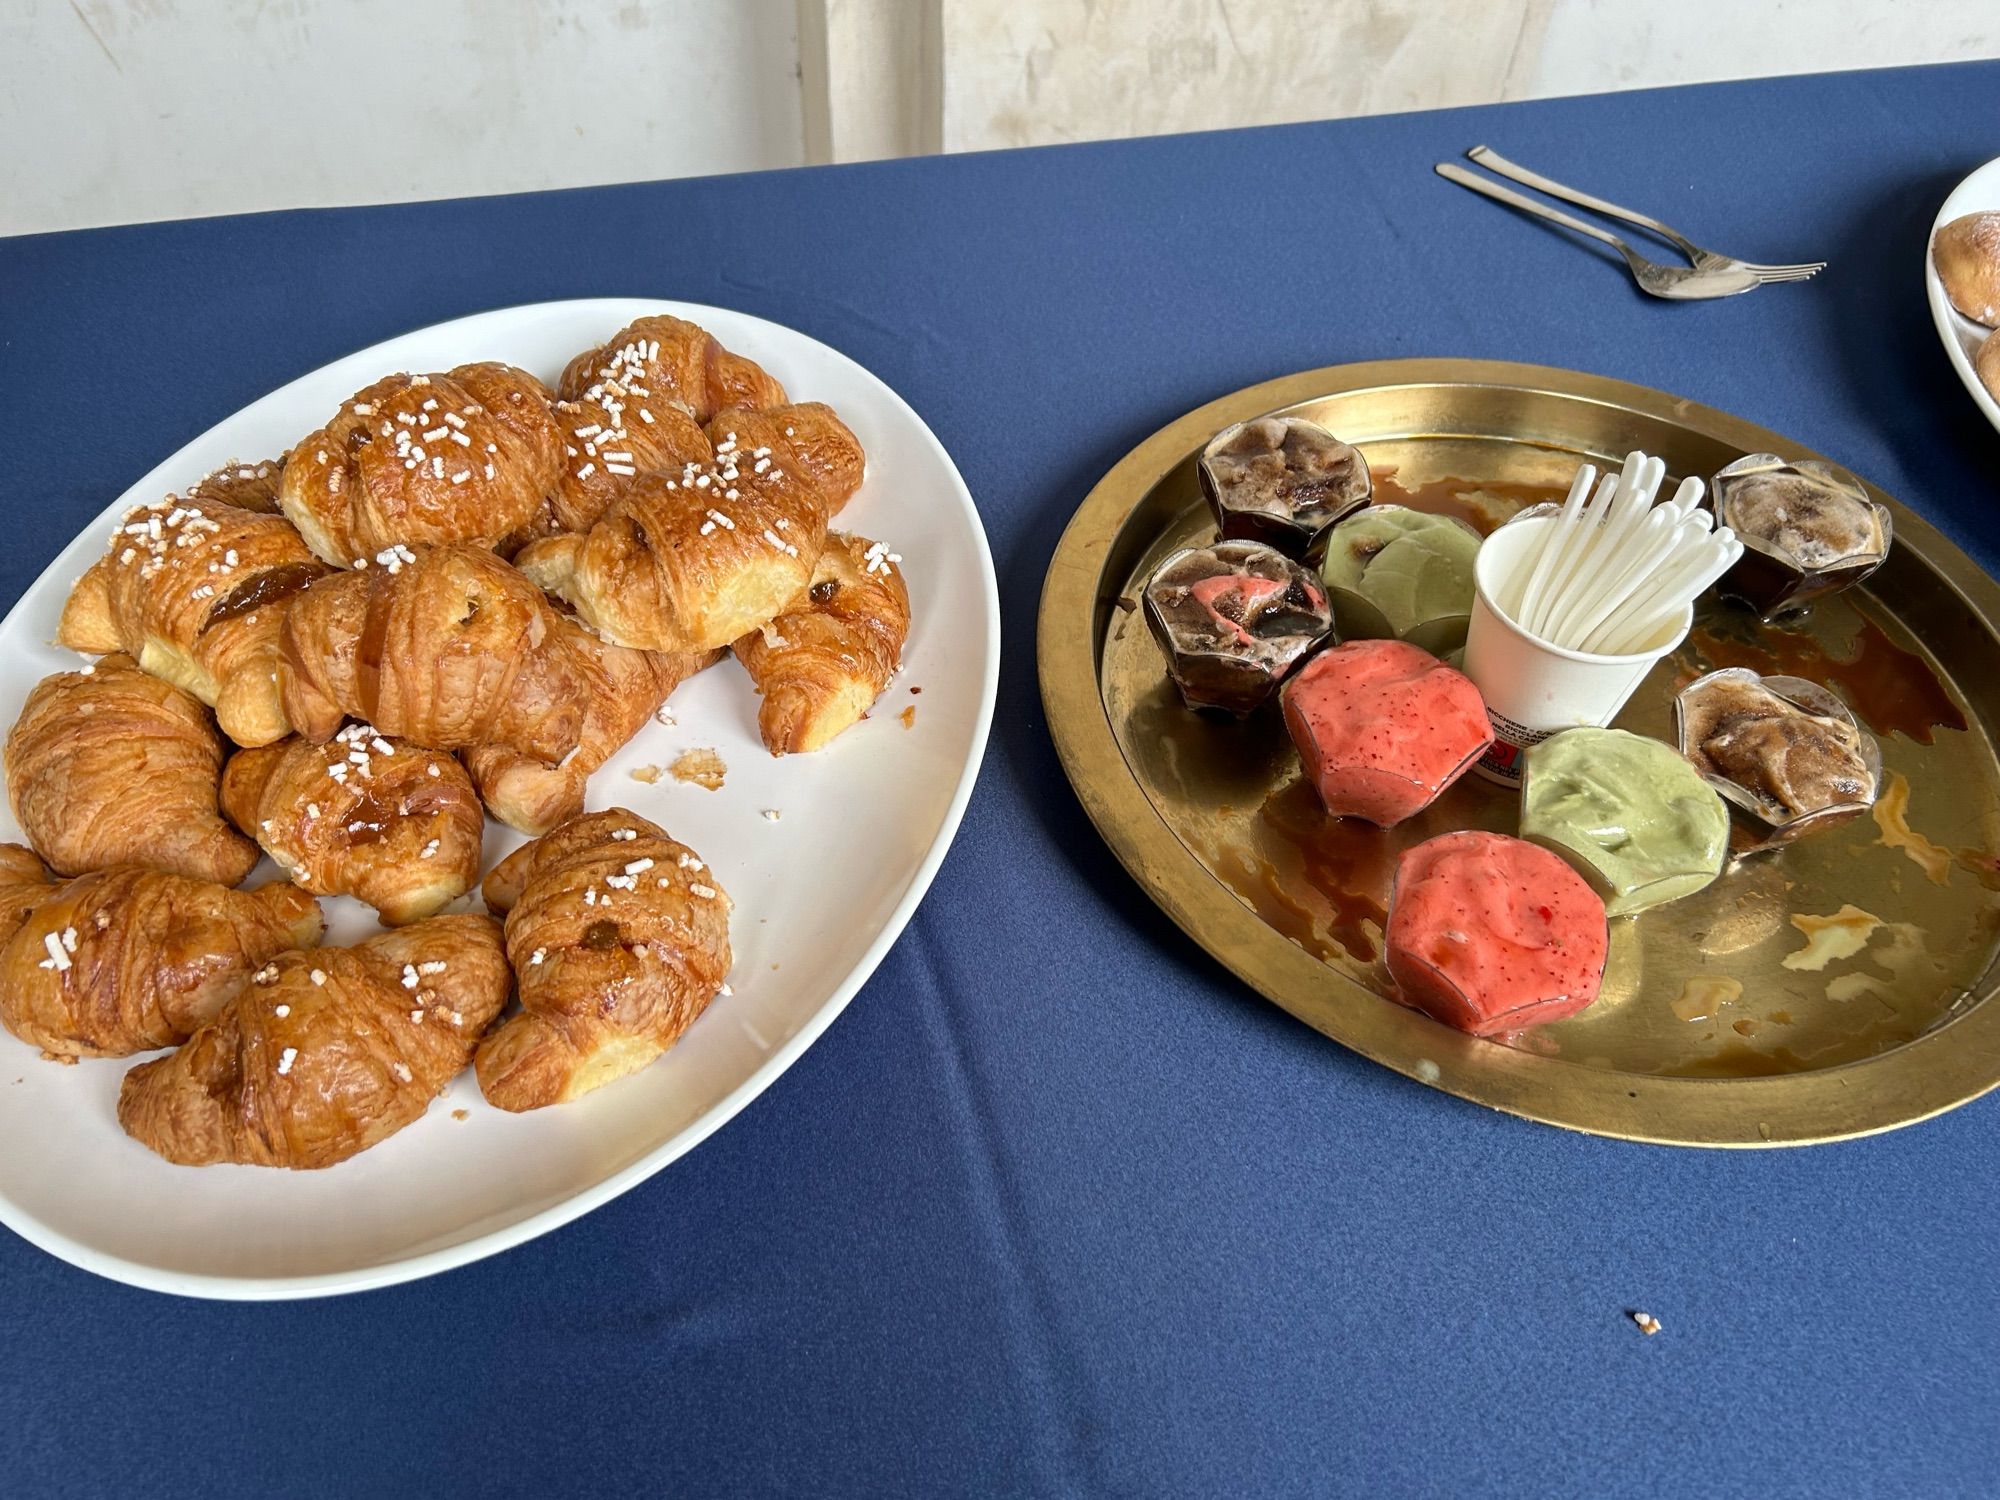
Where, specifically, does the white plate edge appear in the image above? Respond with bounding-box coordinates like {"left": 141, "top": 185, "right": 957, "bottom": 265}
{"left": 1924, "top": 156, "right": 2000, "bottom": 434}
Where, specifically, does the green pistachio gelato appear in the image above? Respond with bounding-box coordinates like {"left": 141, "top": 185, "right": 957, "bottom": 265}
{"left": 1519, "top": 728, "right": 1730, "bottom": 917}
{"left": 1317, "top": 506, "right": 1479, "bottom": 639}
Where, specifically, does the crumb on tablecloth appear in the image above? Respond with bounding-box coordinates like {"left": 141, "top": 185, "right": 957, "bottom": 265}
{"left": 630, "top": 764, "right": 663, "bottom": 784}
{"left": 671, "top": 748, "right": 727, "bottom": 790}
{"left": 1630, "top": 1310, "right": 1662, "bottom": 1336}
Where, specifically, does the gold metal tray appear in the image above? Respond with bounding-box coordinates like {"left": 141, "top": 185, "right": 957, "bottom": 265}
{"left": 1039, "top": 359, "right": 2000, "bottom": 1146}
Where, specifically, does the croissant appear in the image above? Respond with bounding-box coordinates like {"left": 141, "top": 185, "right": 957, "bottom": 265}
{"left": 466, "top": 632, "right": 719, "bottom": 835}
{"left": 734, "top": 533, "right": 910, "bottom": 755}
{"left": 280, "top": 363, "right": 563, "bottom": 566}
{"left": 0, "top": 849, "right": 322, "bottom": 1058}
{"left": 118, "top": 914, "right": 508, "bottom": 1169}
{"left": 57, "top": 492, "right": 330, "bottom": 747}
{"left": 6, "top": 655, "right": 257, "bottom": 886}
{"left": 548, "top": 376, "right": 714, "bottom": 533}
{"left": 477, "top": 809, "right": 730, "bottom": 1110}
{"left": 710, "top": 402, "right": 866, "bottom": 514}
{"left": 186, "top": 456, "right": 286, "bottom": 514}
{"left": 221, "top": 728, "right": 484, "bottom": 924}
{"left": 513, "top": 445, "right": 832, "bottom": 653}
{"left": 558, "top": 315, "right": 786, "bottom": 423}
{"left": 278, "top": 542, "right": 588, "bottom": 762}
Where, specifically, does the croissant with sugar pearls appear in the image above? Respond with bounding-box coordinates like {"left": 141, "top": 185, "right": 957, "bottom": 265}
{"left": 119, "top": 914, "right": 508, "bottom": 1168}
{"left": 279, "top": 541, "right": 589, "bottom": 762}
{"left": 477, "top": 810, "right": 731, "bottom": 1110}
{"left": 281, "top": 363, "right": 563, "bottom": 565}
{"left": 0, "top": 845, "right": 322, "bottom": 1059}
{"left": 57, "top": 492, "right": 329, "bottom": 747}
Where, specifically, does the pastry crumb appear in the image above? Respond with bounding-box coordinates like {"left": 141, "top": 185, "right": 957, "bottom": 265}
{"left": 761, "top": 808, "right": 781, "bottom": 822}
{"left": 670, "top": 748, "right": 727, "bottom": 790}
{"left": 629, "top": 764, "right": 663, "bottom": 784}
{"left": 452, "top": 1108, "right": 469, "bottom": 1121}
{"left": 909, "top": 684, "right": 923, "bottom": 695}
{"left": 899, "top": 705, "right": 916, "bottom": 729}
{"left": 1630, "top": 1310, "right": 1662, "bottom": 1336}
{"left": 39, "top": 1051, "right": 77, "bottom": 1066}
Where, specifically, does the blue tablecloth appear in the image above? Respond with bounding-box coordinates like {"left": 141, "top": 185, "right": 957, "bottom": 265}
{"left": 4, "top": 60, "right": 1997, "bottom": 1499}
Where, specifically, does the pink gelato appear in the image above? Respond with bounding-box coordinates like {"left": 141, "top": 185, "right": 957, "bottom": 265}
{"left": 1385, "top": 831, "right": 1609, "bottom": 1036}
{"left": 1280, "top": 639, "right": 1492, "bottom": 826}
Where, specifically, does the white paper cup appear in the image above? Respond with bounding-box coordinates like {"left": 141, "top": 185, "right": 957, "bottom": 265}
{"left": 1461, "top": 516, "right": 1692, "bottom": 786}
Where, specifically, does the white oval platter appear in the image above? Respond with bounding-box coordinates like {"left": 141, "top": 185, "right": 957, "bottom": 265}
{"left": 0, "top": 298, "right": 998, "bottom": 1299}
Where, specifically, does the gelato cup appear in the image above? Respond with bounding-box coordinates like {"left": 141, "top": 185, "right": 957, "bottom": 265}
{"left": 1711, "top": 453, "right": 1891, "bottom": 620}
{"left": 1674, "top": 667, "right": 1882, "bottom": 844}
{"left": 1198, "top": 416, "right": 1372, "bottom": 558}
{"left": 1385, "top": 830, "right": 1610, "bottom": 1036}
{"left": 1518, "top": 727, "right": 1730, "bottom": 916}
{"left": 1280, "top": 639, "right": 1491, "bottom": 826}
{"left": 1143, "top": 539, "right": 1333, "bottom": 716}
{"left": 1316, "top": 504, "right": 1481, "bottom": 656}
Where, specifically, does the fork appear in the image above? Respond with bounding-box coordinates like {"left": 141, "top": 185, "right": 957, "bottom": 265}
{"left": 1435, "top": 162, "right": 1771, "bottom": 301}
{"left": 1467, "top": 145, "right": 1825, "bottom": 283}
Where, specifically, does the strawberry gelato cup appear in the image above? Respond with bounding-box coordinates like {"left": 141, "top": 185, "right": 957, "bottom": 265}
{"left": 1385, "top": 830, "right": 1610, "bottom": 1037}
{"left": 1280, "top": 639, "right": 1492, "bottom": 826}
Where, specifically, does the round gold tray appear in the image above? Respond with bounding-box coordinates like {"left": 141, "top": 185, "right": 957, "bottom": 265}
{"left": 1038, "top": 359, "right": 2000, "bottom": 1146}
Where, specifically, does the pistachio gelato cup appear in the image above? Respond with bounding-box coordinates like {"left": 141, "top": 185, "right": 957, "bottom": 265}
{"left": 1317, "top": 505, "right": 1480, "bottom": 655}
{"left": 1518, "top": 727, "right": 1730, "bottom": 916}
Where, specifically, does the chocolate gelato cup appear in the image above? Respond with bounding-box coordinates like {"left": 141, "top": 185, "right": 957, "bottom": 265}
{"left": 1673, "top": 667, "right": 1883, "bottom": 844}
{"left": 1711, "top": 453, "right": 1892, "bottom": 620}
{"left": 1198, "top": 416, "right": 1373, "bottom": 559}
{"left": 1461, "top": 516, "right": 1692, "bottom": 787}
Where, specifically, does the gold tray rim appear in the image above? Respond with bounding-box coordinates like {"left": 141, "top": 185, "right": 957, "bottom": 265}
{"left": 1037, "top": 357, "right": 2000, "bottom": 1148}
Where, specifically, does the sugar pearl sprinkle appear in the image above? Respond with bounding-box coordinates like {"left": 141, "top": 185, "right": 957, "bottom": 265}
{"left": 110, "top": 494, "right": 229, "bottom": 582}
{"left": 863, "top": 540, "right": 903, "bottom": 576}
{"left": 277, "top": 1047, "right": 298, "bottom": 1076}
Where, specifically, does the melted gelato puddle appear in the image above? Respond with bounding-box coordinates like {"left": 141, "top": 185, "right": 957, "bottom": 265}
{"left": 1668, "top": 975, "right": 1746, "bottom": 1023}
{"left": 1781, "top": 904, "right": 1884, "bottom": 971}
{"left": 1871, "top": 771, "right": 1952, "bottom": 885}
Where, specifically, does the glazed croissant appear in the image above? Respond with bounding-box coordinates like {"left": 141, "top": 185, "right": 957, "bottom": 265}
{"left": 57, "top": 492, "right": 330, "bottom": 747}
{"left": 711, "top": 402, "right": 866, "bottom": 514}
{"left": 734, "top": 533, "right": 910, "bottom": 755}
{"left": 186, "top": 456, "right": 286, "bottom": 515}
{"left": 222, "top": 727, "right": 485, "bottom": 924}
{"left": 6, "top": 655, "right": 258, "bottom": 885}
{"left": 558, "top": 315, "right": 786, "bottom": 424}
{"left": 465, "top": 634, "right": 719, "bottom": 835}
{"left": 118, "top": 914, "right": 509, "bottom": 1169}
{"left": 280, "top": 363, "right": 563, "bottom": 566}
{"left": 546, "top": 375, "right": 713, "bottom": 534}
{"left": 278, "top": 542, "right": 588, "bottom": 762}
{"left": 0, "top": 847, "right": 321, "bottom": 1058}
{"left": 477, "top": 809, "right": 731, "bottom": 1111}
{"left": 512, "top": 440, "right": 833, "bottom": 653}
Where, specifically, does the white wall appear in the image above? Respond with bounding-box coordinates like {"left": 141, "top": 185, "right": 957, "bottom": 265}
{"left": 3, "top": 0, "right": 1996, "bottom": 236}
{"left": 0, "top": 0, "right": 805, "bottom": 236}
{"left": 938, "top": 0, "right": 2000, "bottom": 154}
